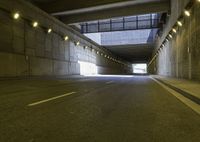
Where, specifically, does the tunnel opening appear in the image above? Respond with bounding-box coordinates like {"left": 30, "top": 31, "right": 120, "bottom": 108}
{"left": 78, "top": 61, "right": 98, "bottom": 76}
{"left": 132, "top": 63, "right": 147, "bottom": 74}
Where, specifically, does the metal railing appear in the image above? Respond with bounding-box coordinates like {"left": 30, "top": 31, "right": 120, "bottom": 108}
{"left": 81, "top": 14, "right": 160, "bottom": 33}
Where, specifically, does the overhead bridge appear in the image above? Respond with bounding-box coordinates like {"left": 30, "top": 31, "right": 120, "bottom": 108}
{"left": 81, "top": 14, "right": 160, "bottom": 33}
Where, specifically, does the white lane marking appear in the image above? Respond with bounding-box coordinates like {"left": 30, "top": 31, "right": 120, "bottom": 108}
{"left": 78, "top": 79, "right": 93, "bottom": 82}
{"left": 150, "top": 77, "right": 200, "bottom": 115}
{"left": 106, "top": 81, "right": 114, "bottom": 84}
{"left": 28, "top": 92, "right": 76, "bottom": 106}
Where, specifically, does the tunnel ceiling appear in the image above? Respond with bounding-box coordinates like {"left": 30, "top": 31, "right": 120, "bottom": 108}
{"left": 29, "top": 0, "right": 133, "bottom": 12}
{"left": 28, "top": 0, "right": 170, "bottom": 24}
{"left": 105, "top": 44, "right": 154, "bottom": 63}
{"left": 27, "top": 0, "right": 169, "bottom": 63}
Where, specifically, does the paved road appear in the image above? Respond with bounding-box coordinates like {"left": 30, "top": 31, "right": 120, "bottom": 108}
{"left": 0, "top": 75, "right": 200, "bottom": 142}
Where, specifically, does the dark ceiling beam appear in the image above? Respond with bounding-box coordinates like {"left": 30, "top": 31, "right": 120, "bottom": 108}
{"left": 105, "top": 44, "right": 154, "bottom": 63}
{"left": 34, "top": 0, "right": 131, "bottom": 14}
{"left": 58, "top": 1, "right": 169, "bottom": 24}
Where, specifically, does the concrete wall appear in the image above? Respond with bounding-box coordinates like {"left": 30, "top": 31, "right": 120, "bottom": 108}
{"left": 148, "top": 0, "right": 200, "bottom": 81}
{"left": 0, "top": 0, "right": 132, "bottom": 78}
{"left": 101, "top": 30, "right": 156, "bottom": 46}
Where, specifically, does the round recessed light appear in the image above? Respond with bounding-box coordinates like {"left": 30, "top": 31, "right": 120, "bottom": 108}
{"left": 184, "top": 10, "right": 190, "bottom": 17}
{"left": 13, "top": 13, "right": 20, "bottom": 19}
{"left": 48, "top": 28, "right": 52, "bottom": 33}
{"left": 64, "top": 36, "right": 69, "bottom": 41}
{"left": 33, "top": 21, "right": 38, "bottom": 28}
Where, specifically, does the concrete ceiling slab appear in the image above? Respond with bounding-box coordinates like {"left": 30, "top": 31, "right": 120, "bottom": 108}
{"left": 105, "top": 44, "right": 154, "bottom": 63}
{"left": 29, "top": 0, "right": 137, "bottom": 13}
{"left": 27, "top": 0, "right": 164, "bottom": 63}
{"left": 28, "top": 0, "right": 170, "bottom": 24}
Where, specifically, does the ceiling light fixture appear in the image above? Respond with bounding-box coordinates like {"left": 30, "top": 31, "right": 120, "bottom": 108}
{"left": 13, "top": 12, "right": 20, "bottom": 19}
{"left": 33, "top": 21, "right": 38, "bottom": 28}
{"left": 48, "top": 28, "right": 52, "bottom": 33}
{"left": 184, "top": 10, "right": 190, "bottom": 17}
{"left": 172, "top": 28, "right": 177, "bottom": 33}
{"left": 177, "top": 21, "right": 183, "bottom": 27}
{"left": 76, "top": 41, "right": 80, "bottom": 46}
{"left": 64, "top": 36, "right": 69, "bottom": 41}
{"left": 169, "top": 34, "right": 172, "bottom": 39}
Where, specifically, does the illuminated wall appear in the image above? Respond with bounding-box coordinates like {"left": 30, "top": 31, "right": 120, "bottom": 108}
{"left": 78, "top": 61, "right": 98, "bottom": 75}
{"left": 0, "top": 0, "right": 132, "bottom": 77}
{"left": 148, "top": 0, "right": 200, "bottom": 81}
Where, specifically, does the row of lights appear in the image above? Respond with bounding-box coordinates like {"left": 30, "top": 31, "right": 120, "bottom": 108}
{"left": 94, "top": 49, "right": 123, "bottom": 64}
{"left": 149, "top": 0, "right": 199, "bottom": 65}
{"left": 74, "top": 42, "right": 123, "bottom": 64}
{"left": 11, "top": 10, "right": 126, "bottom": 65}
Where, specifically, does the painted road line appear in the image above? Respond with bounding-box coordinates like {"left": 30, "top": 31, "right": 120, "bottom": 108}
{"left": 150, "top": 77, "right": 200, "bottom": 115}
{"left": 28, "top": 92, "right": 76, "bottom": 106}
{"left": 78, "top": 78, "right": 92, "bottom": 82}
{"left": 106, "top": 81, "right": 114, "bottom": 84}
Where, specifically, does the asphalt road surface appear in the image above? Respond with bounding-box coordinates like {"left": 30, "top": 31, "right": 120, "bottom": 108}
{"left": 0, "top": 75, "right": 200, "bottom": 142}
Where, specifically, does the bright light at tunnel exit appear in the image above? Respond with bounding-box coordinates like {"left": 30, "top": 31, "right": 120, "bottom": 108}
{"left": 78, "top": 61, "right": 98, "bottom": 76}
{"left": 132, "top": 64, "right": 147, "bottom": 74}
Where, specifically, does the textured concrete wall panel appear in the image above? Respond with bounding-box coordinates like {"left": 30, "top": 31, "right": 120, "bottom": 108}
{"left": 0, "top": 0, "right": 132, "bottom": 77}
{"left": 149, "top": 0, "right": 200, "bottom": 81}
{"left": 30, "top": 57, "right": 53, "bottom": 76}
{"left": 0, "top": 53, "right": 28, "bottom": 77}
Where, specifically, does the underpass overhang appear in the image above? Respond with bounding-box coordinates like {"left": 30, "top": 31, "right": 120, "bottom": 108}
{"left": 29, "top": 0, "right": 170, "bottom": 24}
{"left": 105, "top": 43, "right": 155, "bottom": 63}
{"left": 27, "top": 0, "right": 167, "bottom": 63}
{"left": 59, "top": 0, "right": 169, "bottom": 24}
